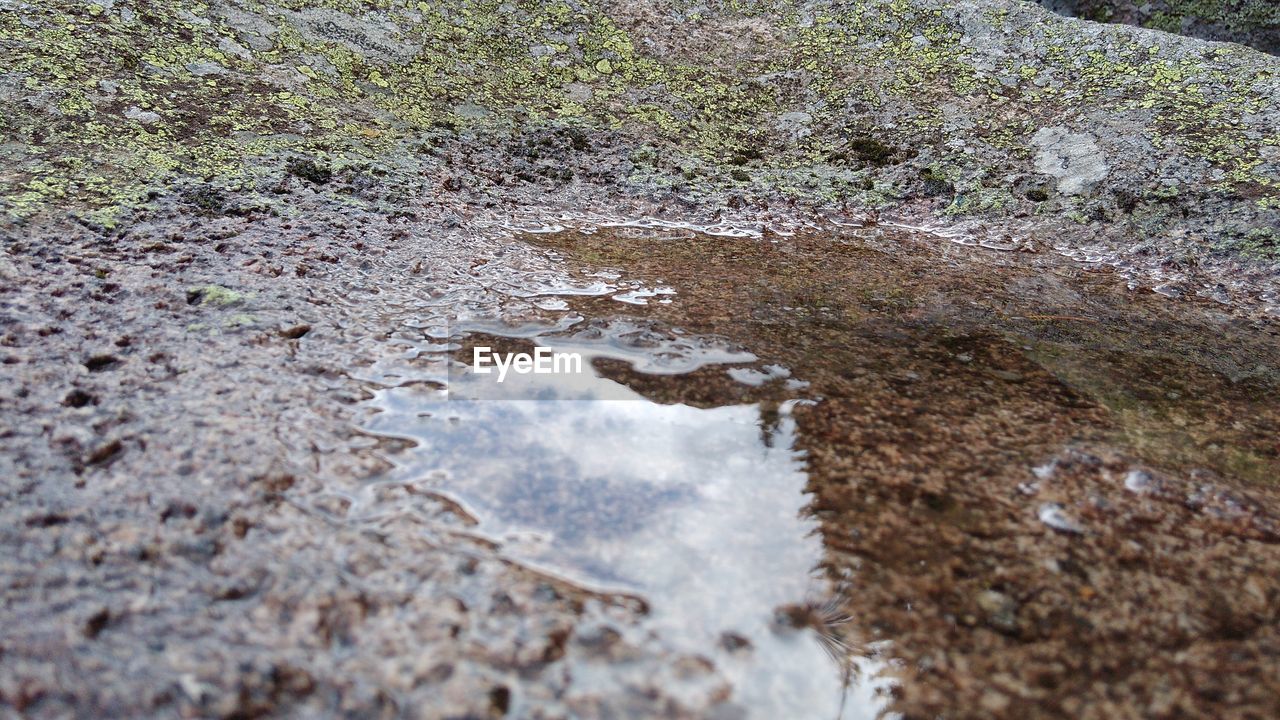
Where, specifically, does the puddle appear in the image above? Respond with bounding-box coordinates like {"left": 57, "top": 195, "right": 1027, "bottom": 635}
{"left": 364, "top": 366, "right": 893, "bottom": 718}
{"left": 350, "top": 215, "right": 1280, "bottom": 718}
{"left": 353, "top": 281, "right": 905, "bottom": 716}
{"left": 348, "top": 223, "right": 898, "bottom": 716}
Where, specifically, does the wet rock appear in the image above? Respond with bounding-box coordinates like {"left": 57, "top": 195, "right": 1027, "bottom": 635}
{"left": 4, "top": 2, "right": 1280, "bottom": 720}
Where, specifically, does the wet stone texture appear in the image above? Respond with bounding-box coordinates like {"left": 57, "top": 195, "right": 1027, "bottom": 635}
{"left": 4, "top": 0, "right": 1280, "bottom": 718}
{"left": 0, "top": 201, "right": 748, "bottom": 719}
{"left": 3, "top": 189, "right": 1280, "bottom": 718}
{"left": 523, "top": 223, "right": 1280, "bottom": 718}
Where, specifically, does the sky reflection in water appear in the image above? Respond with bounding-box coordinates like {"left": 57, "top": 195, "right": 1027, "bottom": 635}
{"left": 363, "top": 348, "right": 895, "bottom": 719}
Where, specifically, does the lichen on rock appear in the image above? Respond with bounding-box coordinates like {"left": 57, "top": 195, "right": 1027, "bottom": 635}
{"left": 1, "top": 0, "right": 1278, "bottom": 269}
{"left": 1040, "top": 0, "right": 1280, "bottom": 55}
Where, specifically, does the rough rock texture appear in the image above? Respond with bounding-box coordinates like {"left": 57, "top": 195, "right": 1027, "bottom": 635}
{"left": 2, "top": 0, "right": 1279, "bottom": 278}
{"left": 1041, "top": 0, "right": 1280, "bottom": 55}
{"left": 0, "top": 198, "right": 739, "bottom": 719}
{"left": 5, "top": 1, "right": 1280, "bottom": 719}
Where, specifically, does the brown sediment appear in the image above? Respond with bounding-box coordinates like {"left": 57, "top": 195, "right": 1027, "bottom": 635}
{"left": 526, "top": 224, "right": 1280, "bottom": 719}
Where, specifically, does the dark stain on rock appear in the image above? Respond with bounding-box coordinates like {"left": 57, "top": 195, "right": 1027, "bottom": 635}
{"left": 843, "top": 135, "right": 910, "bottom": 167}
{"left": 488, "top": 685, "right": 511, "bottom": 716}
{"left": 83, "top": 607, "right": 110, "bottom": 639}
{"left": 286, "top": 158, "right": 333, "bottom": 185}
{"left": 63, "top": 388, "right": 97, "bottom": 407}
{"left": 85, "top": 439, "right": 123, "bottom": 466}
{"left": 84, "top": 354, "right": 121, "bottom": 372}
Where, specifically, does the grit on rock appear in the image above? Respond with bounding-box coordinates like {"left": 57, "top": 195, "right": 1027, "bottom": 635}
{"left": 3, "top": 1, "right": 1280, "bottom": 718}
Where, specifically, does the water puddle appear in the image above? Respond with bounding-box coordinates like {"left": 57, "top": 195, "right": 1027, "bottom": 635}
{"left": 349, "top": 214, "right": 1280, "bottom": 718}
{"left": 364, "top": 363, "right": 892, "bottom": 717}
{"left": 347, "top": 225, "right": 898, "bottom": 716}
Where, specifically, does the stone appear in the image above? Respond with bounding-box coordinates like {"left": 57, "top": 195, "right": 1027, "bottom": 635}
{"left": 1032, "top": 127, "right": 1110, "bottom": 196}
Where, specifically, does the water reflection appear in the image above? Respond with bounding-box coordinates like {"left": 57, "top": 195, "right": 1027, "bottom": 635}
{"left": 363, "top": 342, "right": 896, "bottom": 719}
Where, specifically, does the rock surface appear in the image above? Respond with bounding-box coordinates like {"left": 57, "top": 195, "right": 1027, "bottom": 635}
{"left": 2, "top": 0, "right": 1278, "bottom": 277}
{"left": 1041, "top": 0, "right": 1280, "bottom": 55}
{"left": 4, "top": 2, "right": 1280, "bottom": 719}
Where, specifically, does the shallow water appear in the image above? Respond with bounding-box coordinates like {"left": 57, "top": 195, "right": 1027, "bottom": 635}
{"left": 345, "top": 221, "right": 901, "bottom": 717}
{"left": 364, "top": 362, "right": 893, "bottom": 718}
{"left": 353, "top": 215, "right": 1280, "bottom": 718}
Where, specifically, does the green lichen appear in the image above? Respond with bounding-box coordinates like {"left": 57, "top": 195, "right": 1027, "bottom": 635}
{"left": 1044, "top": 1, "right": 1280, "bottom": 55}
{"left": 190, "top": 284, "right": 247, "bottom": 306}
{"left": 944, "top": 186, "right": 1015, "bottom": 216}
{"left": 0, "top": 0, "right": 1276, "bottom": 242}
{"left": 1221, "top": 227, "right": 1280, "bottom": 260}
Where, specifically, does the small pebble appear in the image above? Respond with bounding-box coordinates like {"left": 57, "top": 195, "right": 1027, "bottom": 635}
{"left": 1038, "top": 502, "right": 1083, "bottom": 534}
